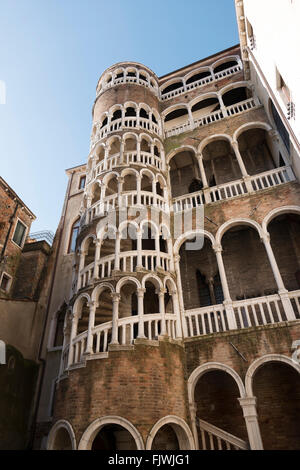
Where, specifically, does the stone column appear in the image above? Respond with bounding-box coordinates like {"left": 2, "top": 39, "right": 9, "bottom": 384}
{"left": 77, "top": 250, "right": 87, "bottom": 291}
{"left": 187, "top": 107, "right": 194, "bottom": 130}
{"left": 67, "top": 313, "right": 78, "bottom": 367}
{"left": 189, "top": 403, "right": 199, "bottom": 450}
{"left": 238, "top": 397, "right": 264, "bottom": 450}
{"left": 137, "top": 288, "right": 146, "bottom": 338}
{"left": 137, "top": 176, "right": 142, "bottom": 205}
{"left": 110, "top": 293, "right": 120, "bottom": 344}
{"left": 118, "top": 176, "right": 124, "bottom": 208}
{"left": 100, "top": 184, "right": 106, "bottom": 214}
{"left": 93, "top": 240, "right": 101, "bottom": 279}
{"left": 85, "top": 301, "right": 97, "bottom": 353}
{"left": 218, "top": 95, "right": 228, "bottom": 117}
{"left": 136, "top": 139, "right": 141, "bottom": 163}
{"left": 174, "top": 254, "right": 188, "bottom": 337}
{"left": 136, "top": 228, "right": 143, "bottom": 269}
{"left": 158, "top": 289, "right": 167, "bottom": 335}
{"left": 171, "top": 289, "right": 183, "bottom": 338}
{"left": 261, "top": 232, "right": 295, "bottom": 320}
{"left": 155, "top": 235, "right": 161, "bottom": 269}
{"left": 104, "top": 145, "right": 110, "bottom": 171}
{"left": 119, "top": 140, "right": 125, "bottom": 165}
{"left": 232, "top": 140, "right": 254, "bottom": 193}
{"left": 114, "top": 231, "right": 121, "bottom": 271}
{"left": 197, "top": 152, "right": 211, "bottom": 203}
{"left": 213, "top": 244, "right": 237, "bottom": 330}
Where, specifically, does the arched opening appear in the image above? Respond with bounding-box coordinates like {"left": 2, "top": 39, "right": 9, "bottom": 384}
{"left": 91, "top": 424, "right": 137, "bottom": 450}
{"left": 84, "top": 238, "right": 95, "bottom": 267}
{"left": 179, "top": 237, "right": 223, "bottom": 309}
{"left": 91, "top": 184, "right": 101, "bottom": 205}
{"left": 51, "top": 427, "right": 73, "bottom": 450}
{"left": 108, "top": 137, "right": 120, "bottom": 156}
{"left": 195, "top": 370, "right": 248, "bottom": 447}
{"left": 186, "top": 70, "right": 211, "bottom": 85}
{"left": 100, "top": 116, "right": 108, "bottom": 129}
{"left": 94, "top": 287, "right": 113, "bottom": 330}
{"left": 125, "top": 106, "right": 136, "bottom": 118}
{"left": 222, "top": 225, "right": 277, "bottom": 301}
{"left": 124, "top": 135, "right": 137, "bottom": 153}
{"left": 151, "top": 425, "right": 180, "bottom": 450}
{"left": 76, "top": 297, "right": 90, "bottom": 335}
{"left": 141, "top": 173, "right": 153, "bottom": 192}
{"left": 141, "top": 224, "right": 156, "bottom": 251}
{"left": 144, "top": 280, "right": 159, "bottom": 314}
{"left": 253, "top": 361, "right": 300, "bottom": 450}
{"left": 162, "top": 80, "right": 183, "bottom": 96}
{"left": 268, "top": 213, "right": 300, "bottom": 293}
{"left": 139, "top": 107, "right": 149, "bottom": 119}
{"left": 119, "top": 281, "right": 138, "bottom": 340}
{"left": 101, "top": 229, "right": 116, "bottom": 259}
{"left": 68, "top": 218, "right": 80, "bottom": 253}
{"left": 213, "top": 60, "right": 238, "bottom": 74}
{"left": 169, "top": 151, "right": 201, "bottom": 198}
{"left": 140, "top": 137, "right": 151, "bottom": 153}
{"left": 111, "top": 109, "right": 122, "bottom": 122}
{"left": 106, "top": 175, "right": 118, "bottom": 197}
{"left": 237, "top": 128, "right": 277, "bottom": 175}
{"left": 222, "top": 86, "right": 250, "bottom": 107}
{"left": 120, "top": 223, "right": 137, "bottom": 253}
{"left": 53, "top": 304, "right": 67, "bottom": 347}
{"left": 191, "top": 97, "right": 220, "bottom": 120}
{"left": 95, "top": 146, "right": 105, "bottom": 164}
{"left": 164, "top": 108, "right": 189, "bottom": 131}
{"left": 202, "top": 139, "right": 242, "bottom": 187}
{"left": 123, "top": 172, "right": 137, "bottom": 192}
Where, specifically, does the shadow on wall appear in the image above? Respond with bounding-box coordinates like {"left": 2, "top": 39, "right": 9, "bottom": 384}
{"left": 0, "top": 345, "right": 39, "bottom": 450}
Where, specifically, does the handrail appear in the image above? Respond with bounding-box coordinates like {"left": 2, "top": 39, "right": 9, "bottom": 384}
{"left": 197, "top": 418, "right": 249, "bottom": 450}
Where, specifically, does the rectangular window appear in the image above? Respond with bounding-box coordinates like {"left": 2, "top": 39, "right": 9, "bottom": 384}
{"left": 12, "top": 220, "right": 27, "bottom": 247}
{"left": 79, "top": 175, "right": 86, "bottom": 190}
{"left": 0, "top": 272, "right": 12, "bottom": 292}
{"left": 276, "top": 69, "right": 291, "bottom": 105}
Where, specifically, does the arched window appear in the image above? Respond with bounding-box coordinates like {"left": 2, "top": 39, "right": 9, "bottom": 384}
{"left": 68, "top": 218, "right": 80, "bottom": 253}
{"left": 53, "top": 304, "right": 67, "bottom": 347}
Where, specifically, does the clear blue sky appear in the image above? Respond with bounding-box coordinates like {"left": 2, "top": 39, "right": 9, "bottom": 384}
{"left": 0, "top": 0, "right": 239, "bottom": 233}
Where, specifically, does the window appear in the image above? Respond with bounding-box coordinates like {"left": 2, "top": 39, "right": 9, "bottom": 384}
{"left": 12, "top": 220, "right": 27, "bottom": 247}
{"left": 68, "top": 218, "right": 80, "bottom": 253}
{"left": 0, "top": 272, "right": 12, "bottom": 292}
{"left": 246, "top": 19, "right": 255, "bottom": 50}
{"left": 276, "top": 69, "right": 291, "bottom": 105}
{"left": 79, "top": 175, "right": 86, "bottom": 190}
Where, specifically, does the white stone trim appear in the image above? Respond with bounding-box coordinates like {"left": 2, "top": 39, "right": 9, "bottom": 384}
{"left": 47, "top": 419, "right": 76, "bottom": 450}
{"left": 146, "top": 415, "right": 195, "bottom": 450}
{"left": 216, "top": 217, "right": 264, "bottom": 245}
{"left": 262, "top": 205, "right": 300, "bottom": 232}
{"left": 245, "top": 354, "right": 300, "bottom": 397}
{"left": 78, "top": 416, "right": 144, "bottom": 450}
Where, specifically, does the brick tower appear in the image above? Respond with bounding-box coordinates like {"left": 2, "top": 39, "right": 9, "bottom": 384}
{"left": 39, "top": 45, "right": 300, "bottom": 451}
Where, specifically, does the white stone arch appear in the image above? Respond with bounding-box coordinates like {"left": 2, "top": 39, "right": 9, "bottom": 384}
{"left": 212, "top": 55, "right": 241, "bottom": 72}
{"left": 146, "top": 415, "right": 195, "bottom": 450}
{"left": 102, "top": 170, "right": 119, "bottom": 186}
{"left": 188, "top": 362, "right": 246, "bottom": 405}
{"left": 163, "top": 275, "right": 177, "bottom": 292}
{"left": 91, "top": 282, "right": 115, "bottom": 303}
{"left": 47, "top": 419, "right": 77, "bottom": 450}
{"left": 159, "top": 222, "right": 171, "bottom": 239}
{"left": 119, "top": 219, "right": 139, "bottom": 242}
{"left": 151, "top": 107, "right": 161, "bottom": 123}
{"left": 112, "top": 67, "right": 125, "bottom": 78}
{"left": 109, "top": 103, "right": 123, "bottom": 118}
{"left": 96, "top": 222, "right": 117, "bottom": 241}
{"left": 198, "top": 133, "right": 233, "bottom": 154}
{"left": 160, "top": 77, "right": 184, "bottom": 94}
{"left": 116, "top": 276, "right": 141, "bottom": 294}
{"left": 155, "top": 173, "right": 167, "bottom": 188}
{"left": 216, "top": 218, "right": 264, "bottom": 246}
{"left": 233, "top": 121, "right": 273, "bottom": 143}
{"left": 140, "top": 218, "right": 159, "bottom": 238}
{"left": 141, "top": 273, "right": 163, "bottom": 290}
{"left": 138, "top": 131, "right": 152, "bottom": 145}
{"left": 140, "top": 167, "right": 155, "bottom": 183}
{"left": 184, "top": 66, "right": 212, "bottom": 85}
{"left": 173, "top": 229, "right": 216, "bottom": 256}
{"left": 124, "top": 101, "right": 138, "bottom": 114}
{"left": 189, "top": 91, "right": 221, "bottom": 112}
{"left": 220, "top": 80, "right": 253, "bottom": 100}
{"left": 73, "top": 293, "right": 91, "bottom": 317}
{"left": 245, "top": 354, "right": 300, "bottom": 397}
{"left": 125, "top": 66, "right": 138, "bottom": 78}
{"left": 162, "top": 102, "right": 189, "bottom": 119}
{"left": 138, "top": 101, "right": 151, "bottom": 114}
{"left": 78, "top": 416, "right": 144, "bottom": 450}
{"left": 121, "top": 167, "right": 140, "bottom": 179}
{"left": 106, "top": 134, "right": 121, "bottom": 147}
{"left": 166, "top": 145, "right": 197, "bottom": 165}
{"left": 80, "top": 233, "right": 96, "bottom": 253}
{"left": 262, "top": 205, "right": 300, "bottom": 233}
